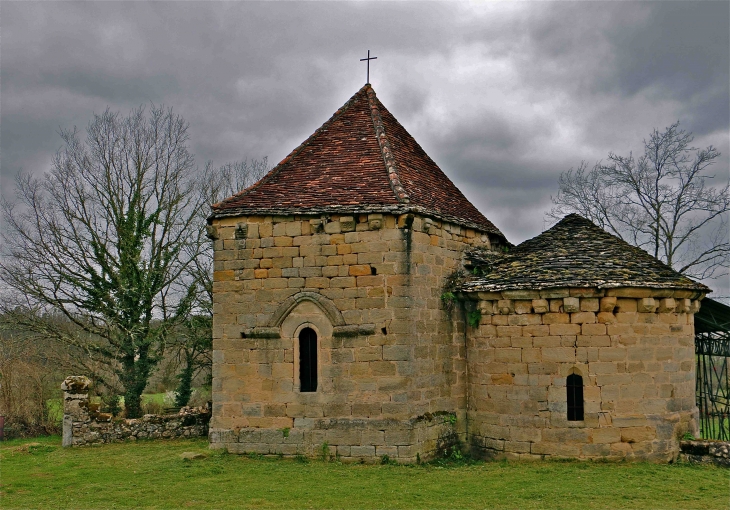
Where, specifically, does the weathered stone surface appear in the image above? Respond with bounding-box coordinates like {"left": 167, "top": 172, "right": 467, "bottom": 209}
{"left": 61, "top": 376, "right": 91, "bottom": 393}
{"left": 637, "top": 298, "right": 657, "bottom": 313}
{"left": 563, "top": 297, "right": 580, "bottom": 313}
{"left": 180, "top": 452, "right": 208, "bottom": 460}
{"left": 63, "top": 381, "right": 210, "bottom": 448}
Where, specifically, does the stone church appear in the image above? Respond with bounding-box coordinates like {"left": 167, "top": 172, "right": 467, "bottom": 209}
{"left": 206, "top": 84, "right": 708, "bottom": 462}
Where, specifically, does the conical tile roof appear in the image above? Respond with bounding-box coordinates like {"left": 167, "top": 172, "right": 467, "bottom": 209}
{"left": 462, "top": 214, "right": 709, "bottom": 292}
{"left": 211, "top": 84, "right": 504, "bottom": 238}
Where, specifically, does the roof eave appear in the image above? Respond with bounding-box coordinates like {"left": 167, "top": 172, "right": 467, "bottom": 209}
{"left": 208, "top": 203, "right": 506, "bottom": 238}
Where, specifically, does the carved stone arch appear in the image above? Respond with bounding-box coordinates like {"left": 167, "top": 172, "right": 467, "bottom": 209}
{"left": 268, "top": 291, "right": 346, "bottom": 328}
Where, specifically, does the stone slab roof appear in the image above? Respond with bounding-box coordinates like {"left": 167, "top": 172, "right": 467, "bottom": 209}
{"left": 461, "top": 214, "right": 709, "bottom": 293}
{"left": 210, "top": 84, "right": 504, "bottom": 238}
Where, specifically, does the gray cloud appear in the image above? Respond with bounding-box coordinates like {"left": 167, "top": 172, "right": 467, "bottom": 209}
{"left": 2, "top": 1, "right": 728, "bottom": 297}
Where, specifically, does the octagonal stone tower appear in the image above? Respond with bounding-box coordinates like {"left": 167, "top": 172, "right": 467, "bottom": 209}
{"left": 207, "top": 84, "right": 507, "bottom": 461}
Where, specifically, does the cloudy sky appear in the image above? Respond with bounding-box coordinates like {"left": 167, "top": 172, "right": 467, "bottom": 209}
{"left": 2, "top": 1, "right": 728, "bottom": 296}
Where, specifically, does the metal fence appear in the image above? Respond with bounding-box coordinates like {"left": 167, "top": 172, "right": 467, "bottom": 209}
{"left": 696, "top": 332, "right": 730, "bottom": 440}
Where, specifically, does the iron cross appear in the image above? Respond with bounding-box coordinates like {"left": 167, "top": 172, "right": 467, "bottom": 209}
{"left": 360, "top": 50, "right": 377, "bottom": 84}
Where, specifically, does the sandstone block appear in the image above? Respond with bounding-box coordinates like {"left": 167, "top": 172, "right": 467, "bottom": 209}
{"left": 591, "top": 427, "right": 621, "bottom": 444}
{"left": 581, "top": 323, "right": 606, "bottom": 336}
{"left": 331, "top": 277, "right": 356, "bottom": 288}
{"left": 496, "top": 325, "right": 523, "bottom": 337}
{"left": 596, "top": 312, "right": 616, "bottom": 324}
{"left": 538, "top": 289, "right": 570, "bottom": 299}
{"left": 324, "top": 221, "right": 341, "bottom": 234}
{"left": 690, "top": 300, "right": 701, "bottom": 314}
{"left": 563, "top": 297, "right": 580, "bottom": 313}
{"left": 350, "top": 445, "right": 376, "bottom": 457}
{"left": 580, "top": 298, "right": 600, "bottom": 312}
{"left": 532, "top": 299, "right": 549, "bottom": 313}
{"left": 637, "top": 298, "right": 657, "bottom": 313}
{"left": 497, "top": 299, "right": 514, "bottom": 314}
{"left": 383, "top": 345, "right": 410, "bottom": 361}
{"left": 615, "top": 299, "right": 637, "bottom": 313}
{"left": 522, "top": 325, "right": 550, "bottom": 337}
{"left": 569, "top": 311, "right": 596, "bottom": 324}
{"left": 620, "top": 426, "right": 655, "bottom": 443}
{"left": 675, "top": 299, "right": 691, "bottom": 313}
{"left": 542, "top": 313, "right": 570, "bottom": 325}
{"left": 514, "top": 301, "right": 533, "bottom": 314}
{"left": 612, "top": 415, "right": 648, "bottom": 428}
{"left": 503, "top": 290, "right": 541, "bottom": 300}
{"left": 508, "top": 314, "right": 542, "bottom": 326}
{"left": 533, "top": 336, "right": 562, "bottom": 348}
{"left": 549, "top": 324, "right": 581, "bottom": 336}
{"left": 491, "top": 373, "right": 513, "bottom": 385}
{"left": 531, "top": 442, "right": 581, "bottom": 457}
{"left": 368, "top": 214, "right": 383, "bottom": 230}
{"left": 542, "top": 427, "right": 592, "bottom": 443}
{"left": 542, "top": 347, "right": 575, "bottom": 363}
{"left": 478, "top": 291, "right": 504, "bottom": 300}
{"left": 599, "top": 297, "right": 617, "bottom": 312}
{"left": 657, "top": 298, "right": 676, "bottom": 313}
{"left": 338, "top": 216, "right": 356, "bottom": 232}
{"left": 349, "top": 265, "right": 372, "bottom": 276}
{"left": 598, "top": 347, "right": 627, "bottom": 361}
{"left": 370, "top": 361, "right": 396, "bottom": 376}
{"left": 305, "top": 277, "right": 329, "bottom": 288}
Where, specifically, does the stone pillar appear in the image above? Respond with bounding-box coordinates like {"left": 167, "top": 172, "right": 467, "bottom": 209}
{"left": 61, "top": 376, "right": 91, "bottom": 447}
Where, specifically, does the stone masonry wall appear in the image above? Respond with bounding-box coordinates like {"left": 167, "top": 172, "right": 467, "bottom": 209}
{"left": 209, "top": 212, "right": 493, "bottom": 461}
{"left": 61, "top": 376, "right": 210, "bottom": 447}
{"left": 680, "top": 440, "right": 730, "bottom": 467}
{"left": 465, "top": 288, "right": 701, "bottom": 461}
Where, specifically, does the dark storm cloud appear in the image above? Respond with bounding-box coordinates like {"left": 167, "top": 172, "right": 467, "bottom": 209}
{"left": 2, "top": 1, "right": 728, "bottom": 300}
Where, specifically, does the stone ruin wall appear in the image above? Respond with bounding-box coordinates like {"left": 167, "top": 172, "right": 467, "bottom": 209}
{"left": 209, "top": 212, "right": 493, "bottom": 461}
{"left": 61, "top": 376, "right": 210, "bottom": 447}
{"left": 465, "top": 288, "right": 701, "bottom": 462}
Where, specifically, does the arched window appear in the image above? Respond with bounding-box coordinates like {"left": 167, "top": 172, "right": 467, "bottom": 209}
{"left": 566, "top": 373, "right": 584, "bottom": 421}
{"left": 299, "top": 328, "right": 317, "bottom": 392}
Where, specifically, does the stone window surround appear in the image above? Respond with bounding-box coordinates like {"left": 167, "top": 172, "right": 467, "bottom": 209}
{"left": 294, "top": 322, "right": 321, "bottom": 394}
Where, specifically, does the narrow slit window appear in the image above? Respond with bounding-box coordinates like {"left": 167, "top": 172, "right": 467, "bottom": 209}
{"left": 299, "top": 328, "right": 317, "bottom": 392}
{"left": 566, "top": 373, "right": 584, "bottom": 421}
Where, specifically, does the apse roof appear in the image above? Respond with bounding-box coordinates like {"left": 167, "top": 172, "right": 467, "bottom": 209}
{"left": 461, "top": 214, "right": 710, "bottom": 293}
{"left": 210, "top": 84, "right": 504, "bottom": 238}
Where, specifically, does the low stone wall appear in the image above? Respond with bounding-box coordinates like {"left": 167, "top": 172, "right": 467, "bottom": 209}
{"left": 209, "top": 412, "right": 460, "bottom": 463}
{"left": 62, "top": 376, "right": 210, "bottom": 447}
{"left": 680, "top": 440, "right": 730, "bottom": 467}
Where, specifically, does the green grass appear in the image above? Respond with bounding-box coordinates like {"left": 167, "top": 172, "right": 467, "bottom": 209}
{"left": 1, "top": 436, "right": 727, "bottom": 509}
{"left": 141, "top": 392, "right": 168, "bottom": 406}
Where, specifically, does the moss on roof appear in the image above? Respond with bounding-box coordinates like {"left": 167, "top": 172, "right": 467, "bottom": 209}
{"left": 461, "top": 214, "right": 709, "bottom": 293}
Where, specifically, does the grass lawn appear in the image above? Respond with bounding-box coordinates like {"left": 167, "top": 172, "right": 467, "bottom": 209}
{"left": 1, "top": 436, "right": 727, "bottom": 510}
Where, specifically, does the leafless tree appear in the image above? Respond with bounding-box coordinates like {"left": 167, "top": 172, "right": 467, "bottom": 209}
{"left": 213, "top": 158, "right": 268, "bottom": 199}
{"left": 550, "top": 121, "right": 729, "bottom": 280}
{"left": 165, "top": 157, "right": 268, "bottom": 406}
{"left": 0, "top": 105, "right": 211, "bottom": 417}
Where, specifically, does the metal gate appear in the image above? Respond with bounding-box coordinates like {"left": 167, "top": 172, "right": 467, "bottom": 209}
{"left": 694, "top": 298, "right": 730, "bottom": 440}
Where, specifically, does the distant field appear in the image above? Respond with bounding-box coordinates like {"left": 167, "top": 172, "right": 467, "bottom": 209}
{"left": 1, "top": 436, "right": 726, "bottom": 510}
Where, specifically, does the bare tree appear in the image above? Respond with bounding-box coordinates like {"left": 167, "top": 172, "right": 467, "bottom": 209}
{"left": 550, "top": 121, "right": 729, "bottom": 280}
{"left": 214, "top": 158, "right": 268, "bottom": 199}
{"left": 166, "top": 157, "right": 268, "bottom": 407}
{"left": 0, "top": 105, "right": 211, "bottom": 418}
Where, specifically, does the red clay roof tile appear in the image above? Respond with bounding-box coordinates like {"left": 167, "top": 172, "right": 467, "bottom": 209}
{"left": 212, "top": 84, "right": 504, "bottom": 239}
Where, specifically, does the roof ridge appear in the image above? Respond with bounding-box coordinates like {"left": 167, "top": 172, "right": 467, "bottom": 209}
{"left": 366, "top": 86, "right": 410, "bottom": 203}
{"left": 212, "top": 85, "right": 371, "bottom": 209}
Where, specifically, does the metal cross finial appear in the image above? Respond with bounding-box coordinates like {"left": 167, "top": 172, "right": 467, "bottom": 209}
{"left": 360, "top": 50, "right": 377, "bottom": 84}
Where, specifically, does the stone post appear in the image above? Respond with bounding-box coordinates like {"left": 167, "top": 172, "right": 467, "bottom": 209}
{"left": 61, "top": 376, "right": 91, "bottom": 447}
